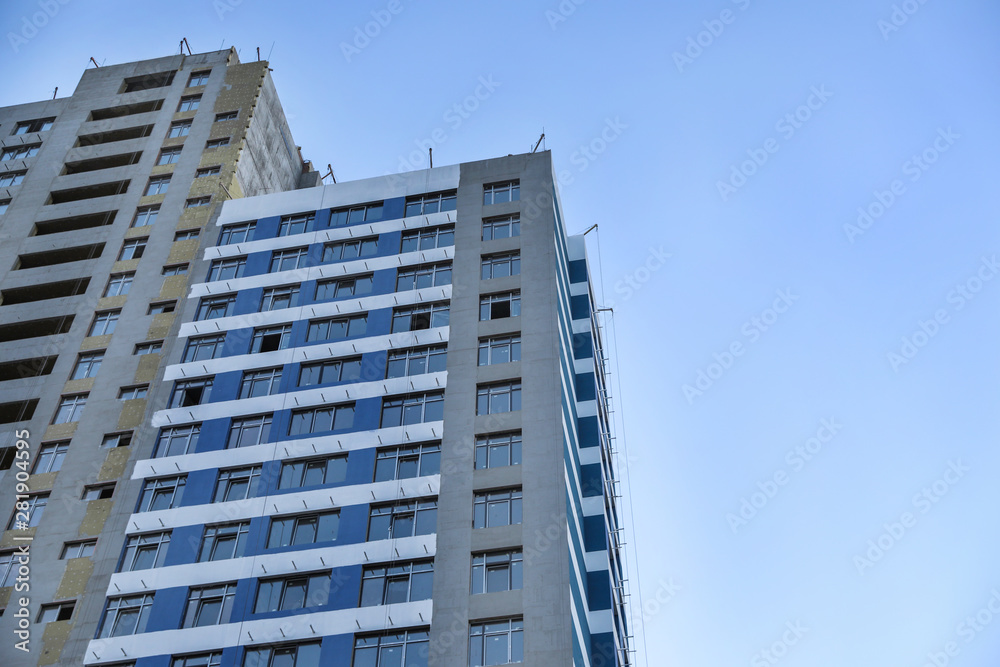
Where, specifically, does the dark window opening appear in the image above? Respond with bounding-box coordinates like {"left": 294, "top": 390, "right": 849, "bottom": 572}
{"left": 47, "top": 181, "right": 130, "bottom": 205}
{"left": 258, "top": 333, "right": 282, "bottom": 353}
{"left": 491, "top": 301, "right": 511, "bottom": 319}
{"left": 0, "top": 399, "right": 38, "bottom": 424}
{"left": 0, "top": 447, "right": 15, "bottom": 470}
{"left": 121, "top": 71, "right": 175, "bottom": 93}
{"left": 88, "top": 100, "right": 164, "bottom": 121}
{"left": 32, "top": 211, "right": 116, "bottom": 236}
{"left": 63, "top": 152, "right": 142, "bottom": 175}
{"left": 15, "top": 243, "right": 104, "bottom": 270}
{"left": 76, "top": 125, "right": 153, "bottom": 147}
{"left": 0, "top": 356, "right": 57, "bottom": 381}
{"left": 1, "top": 278, "right": 90, "bottom": 305}
{"left": 0, "top": 315, "right": 73, "bottom": 342}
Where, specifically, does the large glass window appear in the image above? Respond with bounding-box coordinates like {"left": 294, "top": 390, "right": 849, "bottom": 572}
{"left": 390, "top": 303, "right": 449, "bottom": 333}
{"left": 260, "top": 285, "right": 299, "bottom": 311}
{"left": 404, "top": 191, "right": 456, "bottom": 217}
{"left": 315, "top": 275, "right": 373, "bottom": 301}
{"left": 400, "top": 225, "right": 454, "bottom": 253}
{"left": 298, "top": 357, "right": 361, "bottom": 387}
{"left": 240, "top": 367, "right": 283, "bottom": 398}
{"left": 469, "top": 618, "right": 523, "bottom": 666}
{"left": 53, "top": 394, "right": 87, "bottom": 424}
{"left": 481, "top": 214, "right": 520, "bottom": 241}
{"left": 471, "top": 550, "right": 522, "bottom": 594}
{"left": 214, "top": 465, "right": 262, "bottom": 502}
{"left": 71, "top": 351, "right": 105, "bottom": 379}
{"left": 104, "top": 273, "right": 134, "bottom": 297}
{"left": 146, "top": 175, "right": 171, "bottom": 195}
{"left": 380, "top": 393, "right": 443, "bottom": 428}
{"left": 98, "top": 594, "right": 154, "bottom": 638}
{"left": 155, "top": 424, "right": 200, "bottom": 457}
{"left": 120, "top": 532, "right": 171, "bottom": 571}
{"left": 251, "top": 324, "right": 292, "bottom": 353}
{"left": 360, "top": 561, "right": 433, "bottom": 606}
{"left": 277, "top": 212, "right": 314, "bottom": 237}
{"left": 395, "top": 263, "right": 451, "bottom": 291}
{"left": 330, "top": 202, "right": 383, "bottom": 227}
{"left": 198, "top": 522, "right": 250, "bottom": 562}
{"left": 322, "top": 236, "right": 377, "bottom": 262}
{"left": 184, "top": 334, "right": 226, "bottom": 362}
{"left": 483, "top": 180, "right": 520, "bottom": 205}
{"left": 89, "top": 310, "right": 120, "bottom": 336}
{"left": 475, "top": 433, "right": 522, "bottom": 470}
{"left": 254, "top": 571, "right": 331, "bottom": 613}
{"left": 270, "top": 247, "right": 309, "bottom": 272}
{"left": 32, "top": 441, "right": 69, "bottom": 473}
{"left": 227, "top": 414, "right": 272, "bottom": 448}
{"left": 473, "top": 489, "right": 522, "bottom": 529}
{"left": 138, "top": 476, "right": 186, "bottom": 512}
{"left": 243, "top": 642, "right": 321, "bottom": 667}
{"left": 367, "top": 500, "right": 437, "bottom": 541}
{"left": 219, "top": 221, "right": 255, "bottom": 245}
{"left": 208, "top": 257, "right": 246, "bottom": 281}
{"left": 279, "top": 456, "right": 347, "bottom": 490}
{"left": 481, "top": 252, "right": 520, "bottom": 280}
{"left": 288, "top": 404, "right": 355, "bottom": 435}
{"left": 385, "top": 346, "right": 446, "bottom": 379}
{"left": 306, "top": 314, "right": 367, "bottom": 342}
{"left": 266, "top": 511, "right": 340, "bottom": 549}
{"left": 182, "top": 582, "right": 236, "bottom": 628}
{"left": 196, "top": 294, "right": 236, "bottom": 320}
{"left": 168, "top": 377, "right": 214, "bottom": 408}
{"left": 353, "top": 630, "right": 429, "bottom": 667}
{"left": 7, "top": 493, "right": 48, "bottom": 529}
{"left": 476, "top": 381, "right": 521, "bottom": 415}
{"left": 373, "top": 443, "right": 440, "bottom": 482}
{"left": 478, "top": 335, "right": 521, "bottom": 365}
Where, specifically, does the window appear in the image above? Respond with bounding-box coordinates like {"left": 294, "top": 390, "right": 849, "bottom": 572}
{"left": 168, "top": 121, "right": 192, "bottom": 138}
{"left": 251, "top": 325, "right": 292, "bottom": 353}
{"left": 122, "top": 71, "right": 174, "bottom": 92}
{"left": 278, "top": 455, "right": 347, "bottom": 490}
{"left": 473, "top": 489, "right": 522, "bottom": 528}
{"left": 239, "top": 367, "right": 283, "bottom": 398}
{"left": 157, "top": 147, "right": 182, "bottom": 165}
{"left": 83, "top": 483, "right": 115, "bottom": 500}
{"left": 147, "top": 301, "right": 176, "bottom": 315}
{"left": 367, "top": 500, "right": 437, "bottom": 540}
{"left": 404, "top": 191, "right": 456, "bottom": 217}
{"left": 0, "top": 199, "right": 9, "bottom": 215}
{"left": 0, "top": 171, "right": 26, "bottom": 187}
{"left": 219, "top": 221, "right": 255, "bottom": 244}
{"left": 481, "top": 252, "right": 520, "bottom": 280}
{"left": 482, "top": 214, "right": 520, "bottom": 241}
{"left": 132, "top": 205, "right": 159, "bottom": 227}
{"left": 470, "top": 618, "right": 523, "bottom": 666}
{"left": 480, "top": 292, "right": 520, "bottom": 320}
{"left": 386, "top": 346, "right": 446, "bottom": 380}
{"left": 196, "top": 165, "right": 221, "bottom": 178}
{"left": 71, "top": 351, "right": 104, "bottom": 379}
{"left": 168, "top": 377, "right": 213, "bottom": 407}
{"left": 477, "top": 381, "right": 521, "bottom": 415}
{"left": 329, "top": 202, "right": 383, "bottom": 227}
{"left": 390, "top": 303, "right": 449, "bottom": 333}
{"left": 196, "top": 294, "right": 236, "bottom": 320}
{"left": 298, "top": 356, "right": 361, "bottom": 387}
{"left": 37, "top": 601, "right": 75, "bottom": 624}
{"left": 184, "top": 334, "right": 226, "bottom": 361}
{"left": 360, "top": 561, "right": 433, "bottom": 606}
{"left": 198, "top": 522, "right": 249, "bottom": 562}
{"left": 322, "top": 236, "right": 377, "bottom": 263}
{"left": 215, "top": 111, "right": 238, "bottom": 121}
{"left": 101, "top": 432, "right": 133, "bottom": 448}
{"left": 227, "top": 414, "right": 272, "bottom": 448}
{"left": 207, "top": 256, "right": 245, "bottom": 281}
{"left": 315, "top": 274, "right": 373, "bottom": 301}
{"left": 270, "top": 247, "right": 309, "bottom": 272}
{"left": 182, "top": 582, "right": 235, "bottom": 628}
{"left": 395, "top": 263, "right": 451, "bottom": 291}
{"left": 353, "top": 631, "right": 428, "bottom": 667}
{"left": 479, "top": 335, "right": 521, "bottom": 365}
{"left": 98, "top": 594, "right": 154, "bottom": 638}
{"left": 162, "top": 264, "right": 188, "bottom": 276}
{"left": 0, "top": 448, "right": 13, "bottom": 470}
{"left": 472, "top": 550, "right": 522, "bottom": 594}
{"left": 60, "top": 540, "right": 97, "bottom": 560}
{"left": 475, "top": 433, "right": 522, "bottom": 470}
{"left": 0, "top": 550, "right": 19, "bottom": 585}
{"left": 1, "top": 144, "right": 40, "bottom": 160}
{"left": 155, "top": 424, "right": 200, "bottom": 457}
{"left": 380, "top": 393, "right": 444, "bottom": 428}
{"left": 254, "top": 571, "right": 330, "bottom": 613}
{"left": 260, "top": 284, "right": 299, "bottom": 311}
{"left": 483, "top": 180, "right": 520, "bottom": 206}
{"left": 7, "top": 493, "right": 47, "bottom": 529}
{"left": 119, "top": 237, "right": 147, "bottom": 260}
{"left": 32, "top": 441, "right": 69, "bottom": 473}
{"left": 173, "top": 652, "right": 222, "bottom": 667}
{"left": 205, "top": 137, "right": 230, "bottom": 149}
{"left": 53, "top": 394, "right": 87, "bottom": 423}
{"left": 373, "top": 443, "right": 440, "bottom": 482}
{"left": 177, "top": 95, "right": 201, "bottom": 112}
{"left": 188, "top": 70, "right": 211, "bottom": 86}
{"left": 138, "top": 476, "right": 186, "bottom": 512}
{"left": 288, "top": 403, "right": 355, "bottom": 435}
{"left": 118, "top": 385, "right": 148, "bottom": 400}
{"left": 243, "top": 643, "right": 322, "bottom": 667}
{"left": 13, "top": 118, "right": 54, "bottom": 134}
{"left": 266, "top": 511, "right": 340, "bottom": 549}
{"left": 214, "top": 465, "right": 262, "bottom": 502}
{"left": 186, "top": 196, "right": 211, "bottom": 208}
{"left": 174, "top": 229, "right": 200, "bottom": 241}
{"left": 401, "top": 225, "right": 455, "bottom": 253}
{"left": 119, "top": 532, "right": 170, "bottom": 571}
{"left": 134, "top": 341, "right": 163, "bottom": 355}
{"left": 278, "top": 212, "right": 314, "bottom": 236}
{"left": 104, "top": 273, "right": 134, "bottom": 297}
{"left": 305, "top": 314, "right": 368, "bottom": 343}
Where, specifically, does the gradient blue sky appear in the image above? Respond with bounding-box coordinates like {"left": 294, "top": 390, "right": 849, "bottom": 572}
{"left": 3, "top": 1, "right": 999, "bottom": 665}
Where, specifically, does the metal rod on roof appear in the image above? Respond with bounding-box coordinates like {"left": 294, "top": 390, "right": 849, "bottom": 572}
{"left": 429, "top": 147, "right": 433, "bottom": 168}
{"left": 183, "top": 37, "right": 192, "bottom": 55}
{"left": 532, "top": 132, "right": 545, "bottom": 153}
{"left": 52, "top": 87, "right": 57, "bottom": 99}
{"left": 89, "top": 57, "right": 100, "bottom": 68}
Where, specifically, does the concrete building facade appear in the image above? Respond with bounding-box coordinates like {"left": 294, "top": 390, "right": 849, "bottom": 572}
{"left": 75, "top": 151, "right": 631, "bottom": 666}
{"left": 0, "top": 49, "right": 317, "bottom": 665}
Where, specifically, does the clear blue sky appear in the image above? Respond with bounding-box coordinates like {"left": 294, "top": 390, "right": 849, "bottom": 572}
{"left": 4, "top": 1, "right": 999, "bottom": 665}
